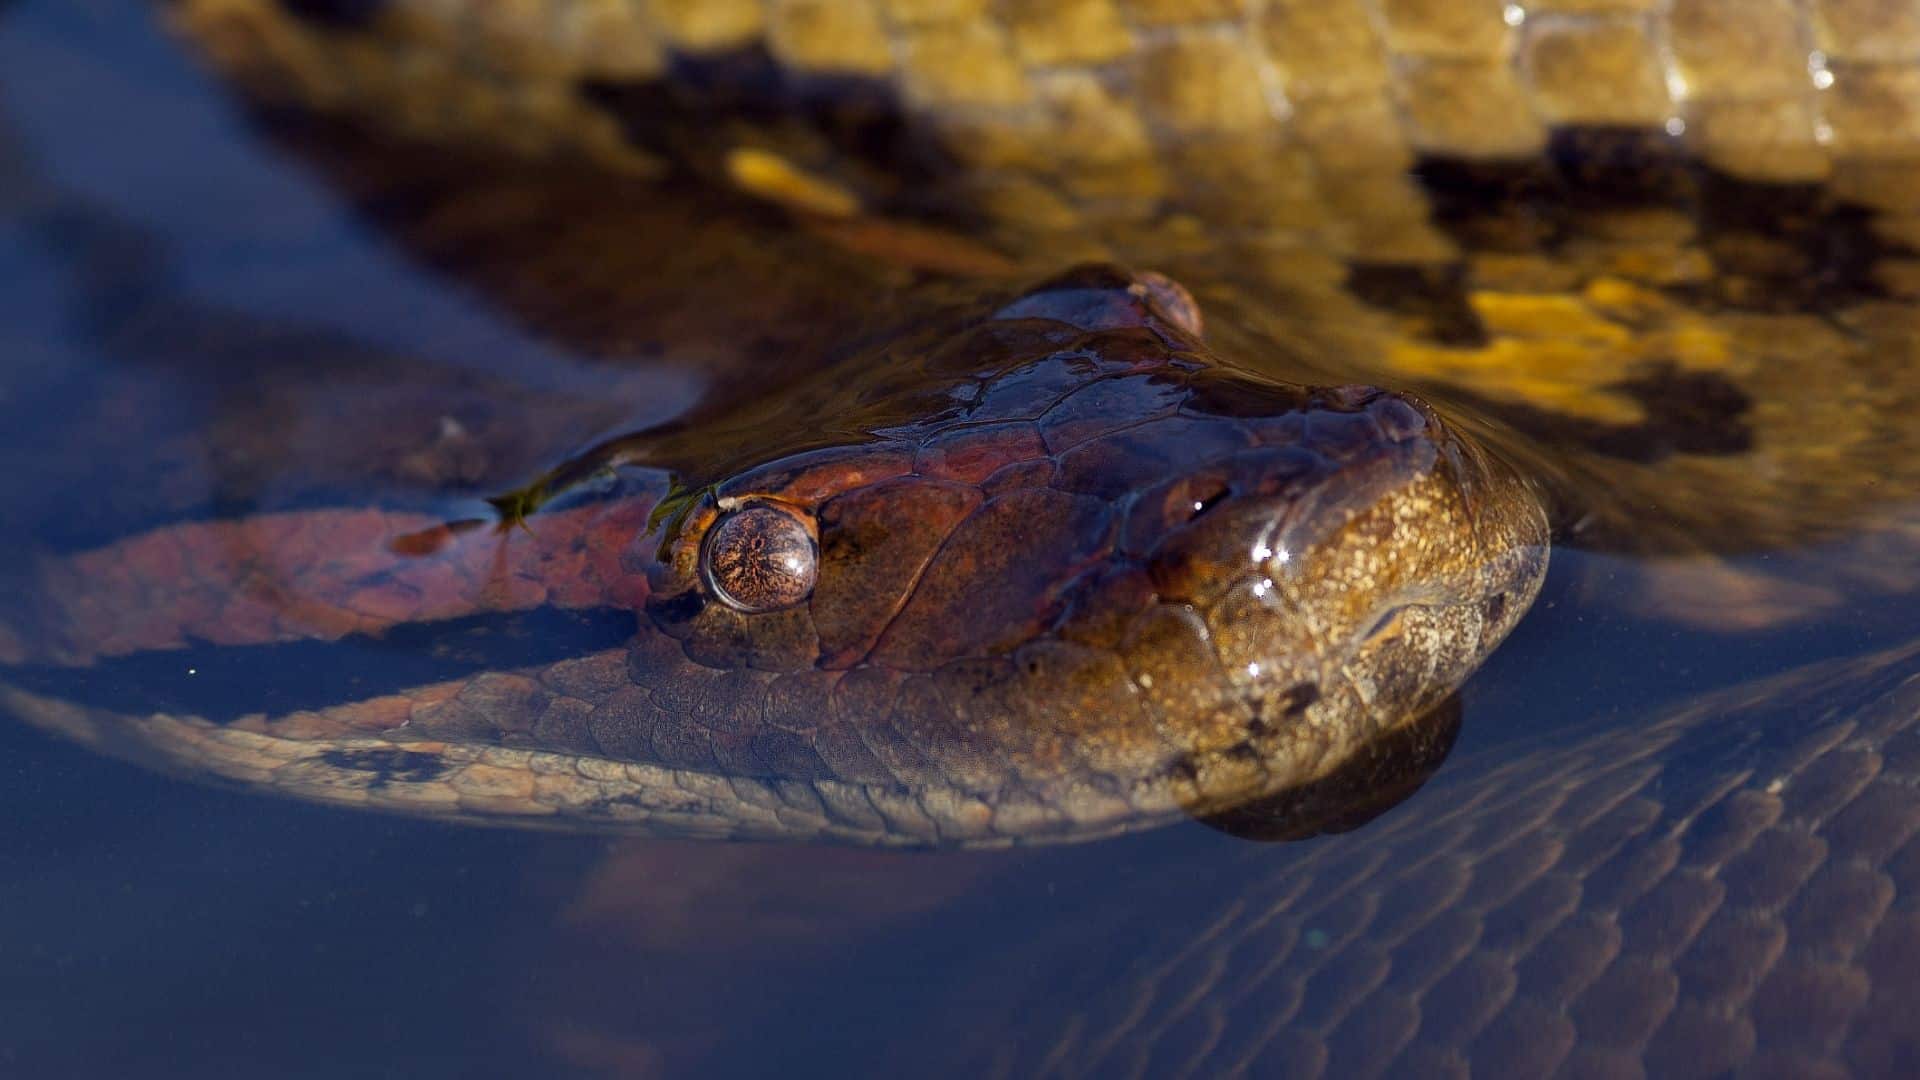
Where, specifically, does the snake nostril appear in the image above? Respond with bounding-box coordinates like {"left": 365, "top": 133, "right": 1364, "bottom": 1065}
{"left": 1186, "top": 483, "right": 1231, "bottom": 522}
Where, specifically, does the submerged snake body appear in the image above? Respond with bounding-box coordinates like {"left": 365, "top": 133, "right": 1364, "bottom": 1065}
{"left": 925, "top": 642, "right": 1920, "bottom": 1078}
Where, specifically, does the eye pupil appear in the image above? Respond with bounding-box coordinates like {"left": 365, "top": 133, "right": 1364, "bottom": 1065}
{"left": 703, "top": 504, "right": 818, "bottom": 613}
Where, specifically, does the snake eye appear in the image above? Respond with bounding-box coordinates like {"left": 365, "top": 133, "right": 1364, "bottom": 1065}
{"left": 701, "top": 503, "right": 818, "bottom": 613}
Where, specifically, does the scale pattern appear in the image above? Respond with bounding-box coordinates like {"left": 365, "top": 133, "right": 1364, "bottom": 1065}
{"left": 944, "top": 645, "right": 1920, "bottom": 1077}
{"left": 172, "top": 0, "right": 1920, "bottom": 262}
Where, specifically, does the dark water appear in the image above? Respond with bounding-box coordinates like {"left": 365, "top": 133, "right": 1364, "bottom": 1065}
{"left": 3, "top": 3, "right": 1917, "bottom": 1078}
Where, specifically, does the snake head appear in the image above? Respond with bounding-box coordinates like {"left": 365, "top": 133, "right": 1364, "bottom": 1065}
{"left": 623, "top": 266, "right": 1549, "bottom": 841}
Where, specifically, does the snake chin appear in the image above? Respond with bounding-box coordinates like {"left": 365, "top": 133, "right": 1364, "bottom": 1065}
{"left": 1192, "top": 694, "right": 1465, "bottom": 843}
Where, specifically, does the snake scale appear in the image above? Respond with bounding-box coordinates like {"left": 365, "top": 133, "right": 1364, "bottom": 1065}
{"left": 2, "top": 0, "right": 1920, "bottom": 1076}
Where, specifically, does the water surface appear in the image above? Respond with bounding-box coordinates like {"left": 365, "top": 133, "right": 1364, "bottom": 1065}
{"left": 2, "top": 3, "right": 1916, "bottom": 1077}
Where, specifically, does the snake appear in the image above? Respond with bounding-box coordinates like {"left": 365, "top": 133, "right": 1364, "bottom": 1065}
{"left": 2, "top": 0, "right": 1919, "bottom": 1073}
{"left": 0, "top": 245, "right": 1547, "bottom": 844}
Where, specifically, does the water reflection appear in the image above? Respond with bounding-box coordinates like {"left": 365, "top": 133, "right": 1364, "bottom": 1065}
{"left": 3, "top": 1, "right": 1919, "bottom": 1078}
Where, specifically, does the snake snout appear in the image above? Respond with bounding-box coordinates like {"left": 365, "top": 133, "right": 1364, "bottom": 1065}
{"left": 1084, "top": 382, "right": 1548, "bottom": 816}
{"left": 1125, "top": 385, "right": 1455, "bottom": 608}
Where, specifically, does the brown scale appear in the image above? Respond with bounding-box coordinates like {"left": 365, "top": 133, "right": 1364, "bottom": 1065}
{"left": 4, "top": 3, "right": 1920, "bottom": 1075}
